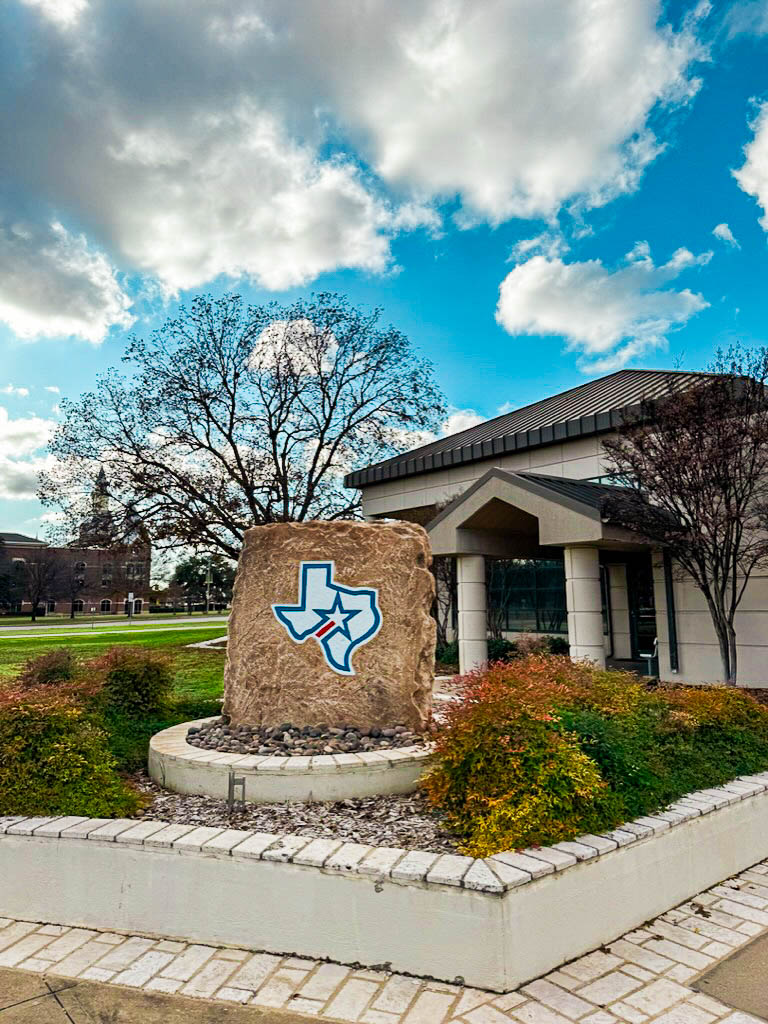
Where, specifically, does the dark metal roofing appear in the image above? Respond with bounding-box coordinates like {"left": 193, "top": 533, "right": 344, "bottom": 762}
{"left": 344, "top": 369, "right": 713, "bottom": 489}
{"left": 0, "top": 532, "right": 47, "bottom": 545}
{"left": 517, "top": 473, "right": 635, "bottom": 515}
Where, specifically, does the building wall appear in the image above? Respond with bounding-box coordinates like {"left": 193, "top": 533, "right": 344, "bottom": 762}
{"left": 361, "top": 435, "right": 611, "bottom": 519}
{"left": 359, "top": 433, "right": 768, "bottom": 688}
{"left": 3, "top": 541, "right": 151, "bottom": 615}
{"left": 654, "top": 557, "right": 768, "bottom": 687}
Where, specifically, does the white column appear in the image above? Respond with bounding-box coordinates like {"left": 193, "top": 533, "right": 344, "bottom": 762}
{"left": 607, "top": 564, "right": 632, "bottom": 660}
{"left": 564, "top": 547, "right": 606, "bottom": 667}
{"left": 457, "top": 554, "right": 488, "bottom": 674}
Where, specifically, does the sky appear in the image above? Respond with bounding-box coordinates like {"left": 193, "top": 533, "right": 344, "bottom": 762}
{"left": 2, "top": 0, "right": 768, "bottom": 536}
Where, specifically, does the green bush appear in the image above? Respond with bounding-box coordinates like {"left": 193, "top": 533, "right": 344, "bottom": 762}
{"left": 435, "top": 640, "right": 459, "bottom": 666}
{"left": 487, "top": 637, "right": 517, "bottom": 662}
{"left": 95, "top": 646, "right": 173, "bottom": 717}
{"left": 0, "top": 685, "right": 140, "bottom": 817}
{"left": 425, "top": 656, "right": 768, "bottom": 856}
{"left": 545, "top": 636, "right": 570, "bottom": 655}
{"left": 18, "top": 647, "right": 76, "bottom": 687}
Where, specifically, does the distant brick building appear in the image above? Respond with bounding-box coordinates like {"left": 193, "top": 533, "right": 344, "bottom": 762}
{"left": 0, "top": 471, "right": 151, "bottom": 616}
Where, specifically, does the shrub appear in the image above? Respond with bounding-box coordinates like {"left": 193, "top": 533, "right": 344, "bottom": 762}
{"left": 93, "top": 646, "right": 173, "bottom": 717}
{"left": 435, "top": 640, "right": 459, "bottom": 666}
{"left": 0, "top": 684, "right": 140, "bottom": 817}
{"left": 424, "top": 656, "right": 768, "bottom": 857}
{"left": 18, "top": 647, "right": 76, "bottom": 687}
{"left": 545, "top": 635, "right": 570, "bottom": 655}
{"left": 487, "top": 637, "right": 517, "bottom": 662}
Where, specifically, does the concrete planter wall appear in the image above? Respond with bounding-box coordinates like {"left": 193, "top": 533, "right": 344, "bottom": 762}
{"left": 149, "top": 720, "right": 431, "bottom": 803}
{"left": 3, "top": 772, "right": 768, "bottom": 991}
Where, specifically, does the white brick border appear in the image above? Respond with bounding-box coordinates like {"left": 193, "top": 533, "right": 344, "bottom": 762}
{"left": 148, "top": 719, "right": 432, "bottom": 802}
{"left": 3, "top": 773, "right": 768, "bottom": 990}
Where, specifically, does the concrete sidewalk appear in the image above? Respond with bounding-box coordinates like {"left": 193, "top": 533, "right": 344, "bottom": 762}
{"left": 0, "top": 968, "right": 307, "bottom": 1022}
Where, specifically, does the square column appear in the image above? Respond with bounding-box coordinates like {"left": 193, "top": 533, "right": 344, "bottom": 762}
{"left": 564, "top": 547, "right": 606, "bottom": 668}
{"left": 457, "top": 554, "right": 488, "bottom": 674}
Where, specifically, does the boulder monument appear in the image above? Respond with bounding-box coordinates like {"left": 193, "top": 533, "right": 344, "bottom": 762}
{"left": 223, "top": 520, "right": 435, "bottom": 731}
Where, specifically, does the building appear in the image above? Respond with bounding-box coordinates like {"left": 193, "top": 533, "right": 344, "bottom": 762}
{"left": 345, "top": 368, "right": 767, "bottom": 686}
{"left": 0, "top": 472, "right": 151, "bottom": 616}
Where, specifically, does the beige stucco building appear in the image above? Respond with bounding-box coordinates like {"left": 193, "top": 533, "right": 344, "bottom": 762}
{"left": 345, "top": 369, "right": 768, "bottom": 687}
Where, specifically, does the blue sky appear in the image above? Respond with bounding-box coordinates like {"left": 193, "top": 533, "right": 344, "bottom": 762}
{"left": 2, "top": 0, "right": 768, "bottom": 536}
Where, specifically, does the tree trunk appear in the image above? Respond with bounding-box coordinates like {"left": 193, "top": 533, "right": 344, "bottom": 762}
{"left": 727, "top": 622, "right": 738, "bottom": 687}
{"left": 70, "top": 601, "right": 75, "bottom": 620}
{"left": 710, "top": 612, "right": 733, "bottom": 686}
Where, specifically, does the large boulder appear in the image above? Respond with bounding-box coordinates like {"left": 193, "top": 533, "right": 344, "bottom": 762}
{"left": 223, "top": 520, "right": 435, "bottom": 731}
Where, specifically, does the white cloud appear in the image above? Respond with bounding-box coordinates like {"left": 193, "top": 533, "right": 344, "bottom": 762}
{"left": 496, "top": 244, "right": 711, "bottom": 373}
{"left": 19, "top": 0, "right": 88, "bottom": 28}
{"left": 734, "top": 102, "right": 768, "bottom": 234}
{"left": 725, "top": 1, "right": 768, "bottom": 37}
{"left": 441, "top": 408, "right": 484, "bottom": 435}
{"left": 712, "top": 223, "right": 740, "bottom": 247}
{"left": 301, "top": 1, "right": 705, "bottom": 224}
{"left": 44, "top": 386, "right": 60, "bottom": 394}
{"left": 0, "top": 406, "right": 56, "bottom": 499}
{"left": 0, "top": 222, "right": 134, "bottom": 343}
{"left": 249, "top": 318, "right": 339, "bottom": 375}
{"left": 0, "top": 385, "right": 30, "bottom": 397}
{"left": 105, "top": 109, "right": 428, "bottom": 294}
{"left": 0, "top": 0, "right": 705, "bottom": 340}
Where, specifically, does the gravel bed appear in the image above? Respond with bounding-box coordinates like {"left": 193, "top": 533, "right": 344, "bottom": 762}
{"left": 132, "top": 772, "right": 460, "bottom": 854}
{"left": 188, "top": 716, "right": 432, "bottom": 756}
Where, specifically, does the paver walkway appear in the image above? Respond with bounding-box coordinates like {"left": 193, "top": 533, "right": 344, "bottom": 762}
{"left": 2, "top": 859, "right": 768, "bottom": 1024}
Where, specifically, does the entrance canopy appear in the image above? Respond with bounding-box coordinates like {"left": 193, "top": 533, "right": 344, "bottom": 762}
{"left": 427, "top": 468, "right": 646, "bottom": 557}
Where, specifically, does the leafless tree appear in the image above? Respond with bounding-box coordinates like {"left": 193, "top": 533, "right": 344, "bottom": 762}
{"left": 603, "top": 346, "right": 768, "bottom": 685}
{"left": 486, "top": 558, "right": 524, "bottom": 641}
{"left": 21, "top": 550, "right": 65, "bottom": 621}
{"left": 431, "top": 555, "right": 456, "bottom": 647}
{"left": 40, "top": 293, "right": 445, "bottom": 559}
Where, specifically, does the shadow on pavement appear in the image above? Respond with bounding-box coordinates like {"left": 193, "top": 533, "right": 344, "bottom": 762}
{"left": 0, "top": 968, "right": 310, "bottom": 1023}
{"left": 694, "top": 931, "right": 768, "bottom": 1022}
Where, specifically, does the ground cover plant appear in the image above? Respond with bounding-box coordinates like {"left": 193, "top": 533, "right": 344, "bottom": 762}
{"left": 425, "top": 655, "right": 768, "bottom": 857}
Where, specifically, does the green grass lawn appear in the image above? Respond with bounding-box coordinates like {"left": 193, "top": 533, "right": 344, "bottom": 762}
{"left": 0, "top": 628, "right": 226, "bottom": 773}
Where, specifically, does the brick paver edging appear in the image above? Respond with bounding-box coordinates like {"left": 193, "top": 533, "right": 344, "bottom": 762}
{"left": 148, "top": 718, "right": 432, "bottom": 802}
{"left": 5, "top": 771, "right": 768, "bottom": 893}
{"left": 3, "top": 772, "right": 768, "bottom": 990}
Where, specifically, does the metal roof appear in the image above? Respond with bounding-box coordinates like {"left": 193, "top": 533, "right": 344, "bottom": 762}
{"left": 0, "top": 532, "right": 47, "bottom": 546}
{"left": 516, "top": 473, "right": 635, "bottom": 515}
{"left": 344, "top": 369, "right": 713, "bottom": 489}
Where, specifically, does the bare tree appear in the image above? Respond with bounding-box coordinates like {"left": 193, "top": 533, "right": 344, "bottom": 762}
{"left": 431, "top": 555, "right": 456, "bottom": 648}
{"left": 40, "top": 293, "right": 445, "bottom": 559}
{"left": 486, "top": 558, "right": 524, "bottom": 641}
{"left": 22, "top": 550, "right": 64, "bottom": 622}
{"left": 603, "top": 346, "right": 768, "bottom": 685}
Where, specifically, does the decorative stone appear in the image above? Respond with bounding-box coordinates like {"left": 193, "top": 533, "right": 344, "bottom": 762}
{"left": 223, "top": 520, "right": 435, "bottom": 731}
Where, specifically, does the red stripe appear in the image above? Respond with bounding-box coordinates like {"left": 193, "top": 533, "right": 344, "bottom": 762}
{"left": 315, "top": 620, "right": 335, "bottom": 638}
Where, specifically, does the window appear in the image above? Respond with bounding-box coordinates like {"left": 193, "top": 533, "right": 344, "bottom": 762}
{"left": 47, "top": 600, "right": 56, "bottom": 612}
{"left": 486, "top": 558, "right": 568, "bottom": 635}
{"left": 100, "top": 599, "right": 111, "bottom": 613}
{"left": 101, "top": 562, "right": 113, "bottom": 587}
{"left": 74, "top": 560, "right": 86, "bottom": 571}
{"left": 126, "top": 562, "right": 145, "bottom": 580}
{"left": 73, "top": 599, "right": 84, "bottom": 613}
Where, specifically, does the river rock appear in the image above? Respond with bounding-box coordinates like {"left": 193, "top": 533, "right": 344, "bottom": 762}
{"left": 223, "top": 520, "right": 435, "bottom": 731}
